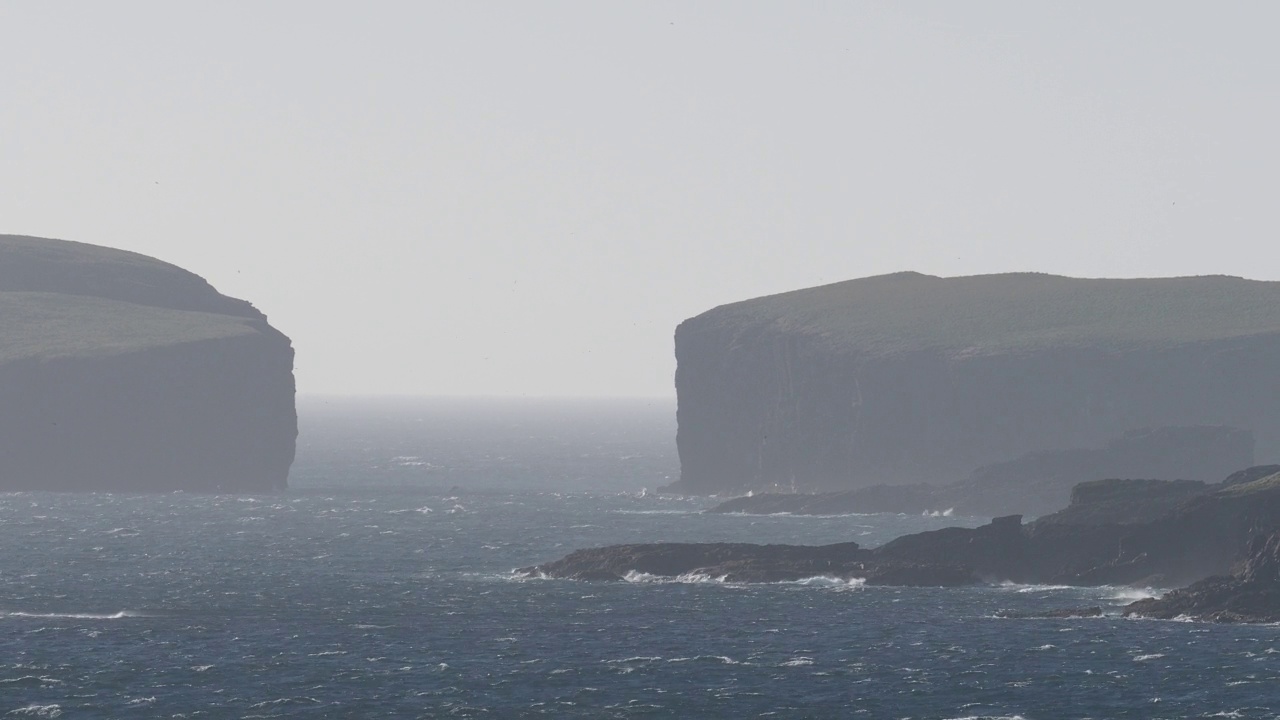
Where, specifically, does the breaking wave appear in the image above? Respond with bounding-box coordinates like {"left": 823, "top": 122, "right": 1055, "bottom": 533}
{"left": 619, "top": 571, "right": 866, "bottom": 590}
{"left": 2, "top": 611, "right": 145, "bottom": 620}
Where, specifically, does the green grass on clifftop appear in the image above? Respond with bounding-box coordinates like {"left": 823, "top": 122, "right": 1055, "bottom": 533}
{"left": 696, "top": 272, "right": 1280, "bottom": 356}
{"left": 1217, "top": 471, "right": 1280, "bottom": 498}
{"left": 0, "top": 291, "right": 259, "bottom": 364}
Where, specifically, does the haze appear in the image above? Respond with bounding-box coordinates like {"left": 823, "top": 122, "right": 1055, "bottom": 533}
{"left": 4, "top": 1, "right": 1278, "bottom": 397}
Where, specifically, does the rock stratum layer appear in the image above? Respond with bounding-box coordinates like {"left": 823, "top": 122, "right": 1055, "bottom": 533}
{"left": 670, "top": 272, "right": 1280, "bottom": 495}
{"left": 0, "top": 234, "right": 296, "bottom": 491}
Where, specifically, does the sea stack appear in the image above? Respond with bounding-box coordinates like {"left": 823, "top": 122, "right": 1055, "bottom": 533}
{"left": 0, "top": 234, "right": 296, "bottom": 492}
{"left": 668, "top": 272, "right": 1280, "bottom": 495}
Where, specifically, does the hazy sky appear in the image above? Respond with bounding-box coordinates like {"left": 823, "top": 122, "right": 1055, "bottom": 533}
{"left": 4, "top": 2, "right": 1279, "bottom": 397}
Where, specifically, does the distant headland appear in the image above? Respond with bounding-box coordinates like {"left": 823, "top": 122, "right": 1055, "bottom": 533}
{"left": 0, "top": 234, "right": 296, "bottom": 491}
{"left": 669, "top": 272, "right": 1280, "bottom": 504}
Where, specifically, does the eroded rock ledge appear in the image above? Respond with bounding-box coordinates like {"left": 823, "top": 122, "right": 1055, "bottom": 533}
{"left": 522, "top": 471, "right": 1280, "bottom": 619}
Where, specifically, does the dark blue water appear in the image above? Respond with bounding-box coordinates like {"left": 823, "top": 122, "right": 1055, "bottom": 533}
{"left": 2, "top": 399, "right": 1277, "bottom": 718}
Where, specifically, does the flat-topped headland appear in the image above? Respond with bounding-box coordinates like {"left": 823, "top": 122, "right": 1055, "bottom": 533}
{"left": 669, "top": 272, "right": 1280, "bottom": 502}
{"left": 0, "top": 234, "right": 296, "bottom": 491}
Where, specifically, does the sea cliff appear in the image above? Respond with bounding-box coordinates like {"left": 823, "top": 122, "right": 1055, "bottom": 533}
{"left": 669, "top": 272, "right": 1280, "bottom": 495}
{"left": 0, "top": 234, "right": 296, "bottom": 491}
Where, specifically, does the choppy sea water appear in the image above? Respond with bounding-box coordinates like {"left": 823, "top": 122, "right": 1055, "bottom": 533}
{"left": 2, "top": 399, "right": 1277, "bottom": 719}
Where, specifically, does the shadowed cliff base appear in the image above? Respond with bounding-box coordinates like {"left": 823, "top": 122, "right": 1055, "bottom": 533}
{"left": 707, "top": 426, "right": 1252, "bottom": 518}
{"left": 0, "top": 234, "right": 296, "bottom": 492}
{"left": 671, "top": 272, "right": 1280, "bottom": 496}
{"left": 1124, "top": 529, "right": 1280, "bottom": 623}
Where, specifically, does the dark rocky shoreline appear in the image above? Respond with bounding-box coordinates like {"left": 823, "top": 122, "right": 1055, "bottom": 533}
{"left": 1123, "top": 530, "right": 1280, "bottom": 623}
{"left": 522, "top": 470, "right": 1280, "bottom": 623}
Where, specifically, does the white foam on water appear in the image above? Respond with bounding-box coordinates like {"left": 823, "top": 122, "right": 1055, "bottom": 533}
{"left": 6, "top": 706, "right": 61, "bottom": 718}
{"left": 665, "top": 655, "right": 746, "bottom": 665}
{"left": 610, "top": 509, "right": 699, "bottom": 515}
{"left": 1106, "top": 586, "right": 1164, "bottom": 602}
{"left": 995, "top": 581, "right": 1076, "bottom": 593}
{"left": 1133, "top": 653, "right": 1166, "bottom": 661}
{"left": 0, "top": 677, "right": 60, "bottom": 686}
{"left": 785, "top": 575, "right": 867, "bottom": 590}
{"left": 621, "top": 570, "right": 727, "bottom": 584}
{"left": 620, "top": 571, "right": 867, "bottom": 589}
{"left": 3, "top": 611, "right": 143, "bottom": 620}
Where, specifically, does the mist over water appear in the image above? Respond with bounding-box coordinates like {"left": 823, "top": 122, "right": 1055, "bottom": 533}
{"left": 2, "top": 399, "right": 1277, "bottom": 718}
{"left": 293, "top": 396, "right": 679, "bottom": 493}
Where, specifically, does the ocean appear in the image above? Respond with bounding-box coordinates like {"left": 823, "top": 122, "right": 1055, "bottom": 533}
{"left": 1, "top": 398, "right": 1277, "bottom": 719}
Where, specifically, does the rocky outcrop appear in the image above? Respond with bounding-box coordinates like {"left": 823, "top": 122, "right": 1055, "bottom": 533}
{"left": 1124, "top": 530, "right": 1280, "bottom": 623}
{"left": 1032, "top": 478, "right": 1209, "bottom": 526}
{"left": 527, "top": 470, "right": 1280, "bottom": 593}
{"left": 708, "top": 426, "right": 1248, "bottom": 518}
{"left": 1222, "top": 464, "right": 1280, "bottom": 487}
{"left": 669, "top": 272, "right": 1280, "bottom": 495}
{"left": 520, "top": 540, "right": 979, "bottom": 586}
{"left": 950, "top": 426, "right": 1250, "bottom": 517}
{"left": 0, "top": 234, "right": 296, "bottom": 491}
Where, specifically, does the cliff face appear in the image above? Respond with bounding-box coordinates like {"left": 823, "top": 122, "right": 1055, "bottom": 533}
{"left": 671, "top": 272, "right": 1280, "bottom": 495}
{"left": 0, "top": 235, "right": 296, "bottom": 491}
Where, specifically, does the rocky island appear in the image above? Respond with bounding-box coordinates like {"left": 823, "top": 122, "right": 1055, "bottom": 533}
{"left": 669, "top": 273, "right": 1280, "bottom": 501}
{"left": 0, "top": 234, "right": 296, "bottom": 491}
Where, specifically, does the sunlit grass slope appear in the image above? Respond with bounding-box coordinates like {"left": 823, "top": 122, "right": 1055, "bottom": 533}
{"left": 0, "top": 234, "right": 269, "bottom": 363}
{"left": 0, "top": 291, "right": 258, "bottom": 363}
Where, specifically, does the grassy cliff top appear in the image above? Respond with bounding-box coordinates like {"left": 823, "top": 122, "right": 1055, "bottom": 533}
{"left": 0, "top": 292, "right": 261, "bottom": 363}
{"left": 686, "top": 272, "right": 1280, "bottom": 356}
{"left": 0, "top": 235, "right": 277, "bottom": 364}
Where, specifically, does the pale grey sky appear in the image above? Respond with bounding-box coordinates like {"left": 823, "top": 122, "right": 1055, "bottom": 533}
{"left": 4, "top": 2, "right": 1279, "bottom": 396}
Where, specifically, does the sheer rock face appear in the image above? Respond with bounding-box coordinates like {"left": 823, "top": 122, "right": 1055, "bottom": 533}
{"left": 0, "top": 235, "right": 296, "bottom": 492}
{"left": 670, "top": 272, "right": 1280, "bottom": 495}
